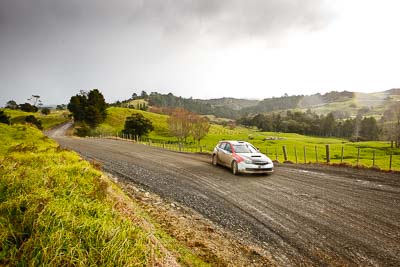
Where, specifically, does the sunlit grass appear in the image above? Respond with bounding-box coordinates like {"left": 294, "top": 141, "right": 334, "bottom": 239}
{"left": 0, "top": 124, "right": 208, "bottom": 266}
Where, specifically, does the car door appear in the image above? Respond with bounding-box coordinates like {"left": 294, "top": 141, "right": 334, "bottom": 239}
{"left": 219, "top": 143, "right": 232, "bottom": 167}
{"left": 216, "top": 142, "right": 227, "bottom": 166}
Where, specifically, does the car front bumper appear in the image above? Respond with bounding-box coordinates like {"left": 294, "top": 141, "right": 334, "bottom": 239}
{"left": 237, "top": 162, "right": 274, "bottom": 174}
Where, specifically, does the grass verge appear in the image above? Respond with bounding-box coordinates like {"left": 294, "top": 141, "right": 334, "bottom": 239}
{"left": 0, "top": 124, "right": 208, "bottom": 266}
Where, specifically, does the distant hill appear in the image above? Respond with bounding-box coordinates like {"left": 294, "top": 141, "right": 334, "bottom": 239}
{"left": 115, "top": 89, "right": 400, "bottom": 120}
{"left": 195, "top": 97, "right": 259, "bottom": 111}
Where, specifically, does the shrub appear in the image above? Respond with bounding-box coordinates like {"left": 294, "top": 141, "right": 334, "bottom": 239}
{"left": 40, "top": 108, "right": 51, "bottom": 115}
{"left": 75, "top": 123, "right": 91, "bottom": 137}
{"left": 0, "top": 111, "right": 10, "bottom": 125}
{"left": 24, "top": 115, "right": 42, "bottom": 130}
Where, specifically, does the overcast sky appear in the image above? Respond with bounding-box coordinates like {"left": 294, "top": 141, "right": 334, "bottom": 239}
{"left": 1, "top": 0, "right": 399, "bottom": 106}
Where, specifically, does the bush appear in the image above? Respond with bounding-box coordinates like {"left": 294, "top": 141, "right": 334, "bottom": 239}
{"left": 75, "top": 123, "right": 91, "bottom": 137}
{"left": 0, "top": 111, "right": 10, "bottom": 125}
{"left": 24, "top": 115, "right": 42, "bottom": 130}
{"left": 19, "top": 103, "right": 38, "bottom": 112}
{"left": 40, "top": 108, "right": 51, "bottom": 115}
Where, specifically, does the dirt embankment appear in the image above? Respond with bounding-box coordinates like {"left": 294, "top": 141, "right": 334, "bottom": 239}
{"left": 48, "top": 127, "right": 400, "bottom": 266}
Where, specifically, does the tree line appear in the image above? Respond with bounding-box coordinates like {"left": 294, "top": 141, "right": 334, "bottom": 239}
{"left": 237, "top": 110, "right": 380, "bottom": 141}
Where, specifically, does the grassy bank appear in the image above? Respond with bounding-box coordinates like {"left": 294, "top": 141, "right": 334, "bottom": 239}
{"left": 92, "top": 107, "right": 400, "bottom": 171}
{"left": 2, "top": 108, "right": 70, "bottom": 130}
{"left": 0, "top": 124, "right": 207, "bottom": 266}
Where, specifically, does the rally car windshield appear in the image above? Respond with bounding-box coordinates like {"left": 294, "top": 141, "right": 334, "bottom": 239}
{"left": 233, "top": 144, "right": 258, "bottom": 153}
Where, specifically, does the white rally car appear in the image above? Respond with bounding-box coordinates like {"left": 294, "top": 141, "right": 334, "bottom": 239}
{"left": 212, "top": 140, "right": 274, "bottom": 175}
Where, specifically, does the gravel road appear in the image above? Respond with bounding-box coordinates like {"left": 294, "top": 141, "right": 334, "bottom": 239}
{"left": 50, "top": 126, "right": 400, "bottom": 266}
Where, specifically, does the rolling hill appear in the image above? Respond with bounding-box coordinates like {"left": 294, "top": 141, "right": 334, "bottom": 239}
{"left": 117, "top": 89, "right": 400, "bottom": 120}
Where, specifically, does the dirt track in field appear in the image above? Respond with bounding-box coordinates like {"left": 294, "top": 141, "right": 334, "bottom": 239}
{"left": 49, "top": 124, "right": 400, "bottom": 266}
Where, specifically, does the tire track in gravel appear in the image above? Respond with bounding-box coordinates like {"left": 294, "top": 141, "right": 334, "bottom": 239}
{"left": 50, "top": 133, "right": 400, "bottom": 267}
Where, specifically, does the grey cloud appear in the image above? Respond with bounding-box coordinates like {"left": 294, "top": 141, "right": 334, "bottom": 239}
{"left": 126, "top": 0, "right": 332, "bottom": 40}
{"left": 0, "top": 0, "right": 333, "bottom": 105}
{"left": 1, "top": 0, "right": 331, "bottom": 41}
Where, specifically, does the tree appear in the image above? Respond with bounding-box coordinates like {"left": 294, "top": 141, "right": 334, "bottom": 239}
{"left": 19, "top": 103, "right": 38, "bottom": 112}
{"left": 87, "top": 89, "right": 107, "bottom": 121}
{"left": 67, "top": 89, "right": 107, "bottom": 128}
{"left": 6, "top": 100, "right": 18, "bottom": 110}
{"left": 56, "top": 104, "right": 66, "bottom": 110}
{"left": 359, "top": 117, "right": 379, "bottom": 141}
{"left": 168, "top": 108, "right": 193, "bottom": 144}
{"left": 41, "top": 107, "right": 51, "bottom": 115}
{"left": 141, "top": 90, "right": 148, "bottom": 99}
{"left": 191, "top": 115, "right": 210, "bottom": 145}
{"left": 85, "top": 89, "right": 107, "bottom": 127}
{"left": 0, "top": 111, "right": 10, "bottom": 125}
{"left": 321, "top": 113, "right": 335, "bottom": 136}
{"left": 28, "top": 95, "right": 40, "bottom": 106}
{"left": 381, "top": 103, "right": 400, "bottom": 147}
{"left": 68, "top": 94, "right": 87, "bottom": 121}
{"left": 25, "top": 115, "right": 42, "bottom": 130}
{"left": 139, "top": 102, "right": 148, "bottom": 111}
{"left": 123, "top": 113, "right": 153, "bottom": 138}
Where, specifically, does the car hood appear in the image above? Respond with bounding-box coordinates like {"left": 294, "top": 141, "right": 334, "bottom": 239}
{"left": 236, "top": 153, "right": 272, "bottom": 163}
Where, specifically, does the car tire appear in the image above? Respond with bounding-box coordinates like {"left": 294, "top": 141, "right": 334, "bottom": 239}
{"left": 231, "top": 161, "right": 238, "bottom": 175}
{"left": 212, "top": 154, "right": 218, "bottom": 166}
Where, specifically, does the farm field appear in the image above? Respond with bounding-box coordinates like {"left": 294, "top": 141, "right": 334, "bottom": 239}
{"left": 92, "top": 107, "right": 400, "bottom": 171}
{"left": 0, "top": 124, "right": 209, "bottom": 266}
{"left": 2, "top": 108, "right": 70, "bottom": 130}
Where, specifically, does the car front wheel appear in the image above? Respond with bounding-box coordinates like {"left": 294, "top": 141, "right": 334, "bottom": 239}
{"left": 231, "top": 161, "right": 238, "bottom": 175}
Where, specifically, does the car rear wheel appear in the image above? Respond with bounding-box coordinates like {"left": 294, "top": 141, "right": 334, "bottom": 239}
{"left": 212, "top": 154, "right": 218, "bottom": 166}
{"left": 231, "top": 161, "right": 238, "bottom": 175}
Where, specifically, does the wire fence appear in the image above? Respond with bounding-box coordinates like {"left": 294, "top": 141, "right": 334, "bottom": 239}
{"left": 90, "top": 133, "right": 400, "bottom": 171}
{"left": 265, "top": 144, "right": 400, "bottom": 171}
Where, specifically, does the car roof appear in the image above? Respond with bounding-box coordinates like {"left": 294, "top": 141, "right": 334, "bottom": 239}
{"left": 220, "top": 140, "right": 249, "bottom": 145}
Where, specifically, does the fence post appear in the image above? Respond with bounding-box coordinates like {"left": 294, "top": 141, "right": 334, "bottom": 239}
{"left": 357, "top": 147, "right": 360, "bottom": 166}
{"left": 372, "top": 150, "right": 376, "bottom": 167}
{"left": 326, "top": 144, "right": 330, "bottom": 163}
{"left": 389, "top": 152, "right": 393, "bottom": 170}
{"left": 341, "top": 146, "right": 344, "bottom": 163}
{"left": 282, "top": 146, "right": 288, "bottom": 161}
{"left": 315, "top": 146, "right": 318, "bottom": 163}
{"left": 275, "top": 147, "right": 278, "bottom": 161}
{"left": 303, "top": 146, "right": 307, "bottom": 163}
{"left": 294, "top": 146, "right": 298, "bottom": 163}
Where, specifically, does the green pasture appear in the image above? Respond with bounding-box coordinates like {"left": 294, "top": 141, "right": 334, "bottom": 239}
{"left": 2, "top": 108, "right": 70, "bottom": 130}
{"left": 0, "top": 124, "right": 208, "bottom": 266}
{"left": 94, "top": 107, "right": 400, "bottom": 171}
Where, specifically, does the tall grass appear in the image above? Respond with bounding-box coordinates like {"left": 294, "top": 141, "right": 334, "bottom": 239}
{"left": 0, "top": 124, "right": 207, "bottom": 266}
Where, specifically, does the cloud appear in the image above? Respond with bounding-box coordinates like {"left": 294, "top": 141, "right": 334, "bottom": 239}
{"left": 0, "top": 0, "right": 332, "bottom": 42}
{"left": 0, "top": 0, "right": 333, "bottom": 105}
